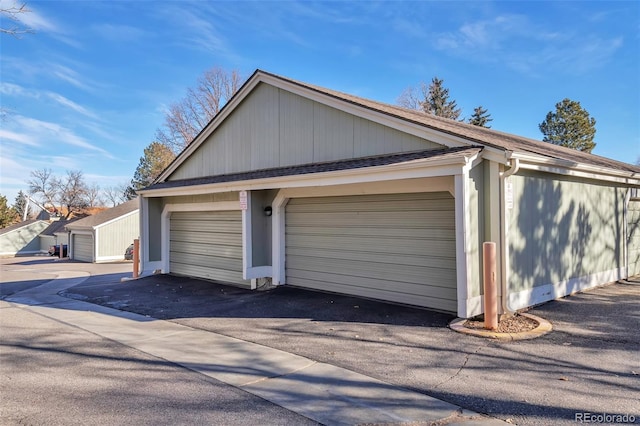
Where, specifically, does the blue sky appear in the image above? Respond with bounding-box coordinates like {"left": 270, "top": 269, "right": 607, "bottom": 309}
{"left": 1, "top": 0, "right": 639, "bottom": 205}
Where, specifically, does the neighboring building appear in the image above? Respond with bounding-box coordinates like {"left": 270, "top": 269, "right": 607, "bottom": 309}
{"left": 66, "top": 199, "right": 139, "bottom": 263}
{"left": 38, "top": 218, "right": 85, "bottom": 254}
{"left": 0, "top": 220, "right": 50, "bottom": 256}
{"left": 137, "top": 70, "right": 640, "bottom": 319}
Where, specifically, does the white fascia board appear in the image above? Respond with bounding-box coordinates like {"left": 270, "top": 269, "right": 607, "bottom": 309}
{"left": 510, "top": 152, "right": 640, "bottom": 185}
{"left": 93, "top": 209, "right": 140, "bottom": 231}
{"left": 140, "top": 154, "right": 471, "bottom": 198}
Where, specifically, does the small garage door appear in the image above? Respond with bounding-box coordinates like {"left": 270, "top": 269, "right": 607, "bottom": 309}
{"left": 73, "top": 234, "right": 93, "bottom": 263}
{"left": 169, "top": 211, "right": 247, "bottom": 286}
{"left": 285, "top": 192, "right": 457, "bottom": 312}
{"left": 628, "top": 199, "right": 640, "bottom": 277}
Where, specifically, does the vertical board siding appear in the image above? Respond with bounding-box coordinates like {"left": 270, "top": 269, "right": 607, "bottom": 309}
{"left": 628, "top": 200, "right": 640, "bottom": 277}
{"left": 97, "top": 212, "right": 140, "bottom": 259}
{"left": 73, "top": 234, "right": 93, "bottom": 262}
{"left": 168, "top": 84, "right": 444, "bottom": 181}
{"left": 508, "top": 171, "right": 626, "bottom": 291}
{"left": 285, "top": 192, "right": 457, "bottom": 312}
{"left": 169, "top": 211, "right": 249, "bottom": 287}
{"left": 0, "top": 222, "right": 49, "bottom": 255}
{"left": 467, "top": 163, "right": 485, "bottom": 298}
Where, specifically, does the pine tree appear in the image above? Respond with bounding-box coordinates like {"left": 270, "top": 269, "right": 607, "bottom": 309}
{"left": 422, "top": 77, "right": 462, "bottom": 120}
{"left": 468, "top": 106, "right": 493, "bottom": 128}
{"left": 127, "top": 142, "right": 176, "bottom": 198}
{"left": 13, "top": 190, "right": 28, "bottom": 219}
{"left": 539, "top": 98, "right": 596, "bottom": 152}
{"left": 0, "top": 195, "right": 19, "bottom": 228}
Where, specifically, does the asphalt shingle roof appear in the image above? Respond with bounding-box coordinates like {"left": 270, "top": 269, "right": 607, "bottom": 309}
{"left": 65, "top": 199, "right": 139, "bottom": 230}
{"left": 261, "top": 70, "right": 639, "bottom": 174}
{"left": 0, "top": 219, "right": 44, "bottom": 235}
{"left": 145, "top": 146, "right": 481, "bottom": 191}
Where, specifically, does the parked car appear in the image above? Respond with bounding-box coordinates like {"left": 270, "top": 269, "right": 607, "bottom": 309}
{"left": 48, "top": 244, "right": 68, "bottom": 257}
{"left": 124, "top": 243, "right": 134, "bottom": 260}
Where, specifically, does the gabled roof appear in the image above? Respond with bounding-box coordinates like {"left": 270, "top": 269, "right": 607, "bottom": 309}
{"left": 155, "top": 69, "right": 639, "bottom": 186}
{"left": 145, "top": 146, "right": 481, "bottom": 192}
{"left": 0, "top": 219, "right": 47, "bottom": 236}
{"left": 40, "top": 218, "right": 82, "bottom": 236}
{"left": 66, "top": 199, "right": 139, "bottom": 230}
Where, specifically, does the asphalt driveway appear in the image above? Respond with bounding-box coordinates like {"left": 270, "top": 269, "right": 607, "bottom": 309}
{"left": 2, "top": 256, "right": 638, "bottom": 425}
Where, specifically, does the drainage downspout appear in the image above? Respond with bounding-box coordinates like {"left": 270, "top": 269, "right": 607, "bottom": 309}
{"left": 499, "top": 157, "right": 520, "bottom": 314}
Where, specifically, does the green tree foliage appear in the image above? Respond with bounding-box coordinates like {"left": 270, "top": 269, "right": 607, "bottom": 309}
{"left": 539, "top": 98, "right": 596, "bottom": 153}
{"left": 13, "top": 190, "right": 28, "bottom": 219}
{"left": 127, "top": 141, "right": 176, "bottom": 199}
{"left": 424, "top": 77, "right": 461, "bottom": 120}
{"left": 468, "top": 106, "right": 493, "bottom": 128}
{"left": 0, "top": 195, "right": 19, "bottom": 228}
{"left": 398, "top": 77, "right": 461, "bottom": 120}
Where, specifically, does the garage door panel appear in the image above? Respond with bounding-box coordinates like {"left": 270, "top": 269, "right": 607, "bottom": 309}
{"left": 286, "top": 211, "right": 455, "bottom": 228}
{"left": 286, "top": 274, "right": 457, "bottom": 312}
{"left": 290, "top": 192, "right": 452, "bottom": 205}
{"left": 170, "top": 251, "right": 242, "bottom": 271}
{"left": 170, "top": 231, "right": 242, "bottom": 247}
{"left": 287, "top": 234, "right": 456, "bottom": 258}
{"left": 169, "top": 210, "right": 247, "bottom": 287}
{"left": 170, "top": 241, "right": 242, "bottom": 259}
{"left": 171, "top": 211, "right": 240, "bottom": 222}
{"left": 287, "top": 255, "right": 455, "bottom": 285}
{"left": 170, "top": 263, "right": 244, "bottom": 284}
{"left": 170, "top": 221, "right": 242, "bottom": 234}
{"left": 73, "top": 234, "right": 93, "bottom": 262}
{"left": 286, "top": 226, "right": 455, "bottom": 240}
{"left": 285, "top": 192, "right": 457, "bottom": 311}
{"left": 288, "top": 247, "right": 457, "bottom": 269}
{"left": 285, "top": 199, "right": 455, "bottom": 213}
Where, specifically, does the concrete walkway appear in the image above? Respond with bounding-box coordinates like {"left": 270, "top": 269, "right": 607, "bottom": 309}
{"left": 5, "top": 270, "right": 506, "bottom": 425}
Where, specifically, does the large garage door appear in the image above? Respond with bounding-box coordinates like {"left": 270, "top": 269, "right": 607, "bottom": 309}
{"left": 286, "top": 192, "right": 457, "bottom": 312}
{"left": 169, "top": 211, "right": 247, "bottom": 286}
{"left": 73, "top": 234, "right": 93, "bottom": 263}
{"left": 628, "top": 199, "right": 640, "bottom": 277}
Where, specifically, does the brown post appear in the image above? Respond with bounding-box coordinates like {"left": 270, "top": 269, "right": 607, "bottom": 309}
{"left": 59, "top": 243, "right": 64, "bottom": 259}
{"left": 133, "top": 239, "right": 140, "bottom": 279}
{"left": 483, "top": 242, "right": 498, "bottom": 330}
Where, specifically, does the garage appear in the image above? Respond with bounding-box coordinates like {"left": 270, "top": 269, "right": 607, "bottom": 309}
{"left": 628, "top": 199, "right": 640, "bottom": 277}
{"left": 285, "top": 192, "right": 457, "bottom": 312}
{"left": 73, "top": 234, "right": 93, "bottom": 263}
{"left": 169, "top": 211, "right": 247, "bottom": 286}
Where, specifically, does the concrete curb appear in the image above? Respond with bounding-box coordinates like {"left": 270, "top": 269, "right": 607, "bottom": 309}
{"left": 449, "top": 313, "right": 553, "bottom": 341}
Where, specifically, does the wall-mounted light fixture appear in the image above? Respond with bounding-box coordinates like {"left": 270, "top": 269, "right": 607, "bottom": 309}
{"left": 264, "top": 206, "right": 273, "bottom": 217}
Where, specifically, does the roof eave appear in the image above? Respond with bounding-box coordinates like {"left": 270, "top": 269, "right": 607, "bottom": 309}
{"left": 509, "top": 151, "right": 640, "bottom": 185}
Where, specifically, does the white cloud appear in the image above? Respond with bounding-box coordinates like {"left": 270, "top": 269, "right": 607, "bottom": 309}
{"left": 0, "top": 129, "right": 39, "bottom": 146}
{"left": 46, "top": 93, "right": 99, "bottom": 119}
{"left": 7, "top": 115, "right": 113, "bottom": 157}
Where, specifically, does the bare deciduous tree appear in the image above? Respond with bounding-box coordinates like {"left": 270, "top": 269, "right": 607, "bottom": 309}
{"left": 28, "top": 168, "right": 57, "bottom": 208}
{"left": 28, "top": 168, "right": 91, "bottom": 218}
{"left": 85, "top": 183, "right": 102, "bottom": 208}
{"left": 156, "top": 67, "right": 243, "bottom": 153}
{"left": 103, "top": 183, "right": 129, "bottom": 207}
{"left": 1, "top": 2, "right": 33, "bottom": 37}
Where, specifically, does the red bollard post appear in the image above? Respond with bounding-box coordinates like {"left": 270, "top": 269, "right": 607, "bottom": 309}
{"left": 133, "top": 239, "right": 139, "bottom": 279}
{"left": 483, "top": 242, "right": 498, "bottom": 330}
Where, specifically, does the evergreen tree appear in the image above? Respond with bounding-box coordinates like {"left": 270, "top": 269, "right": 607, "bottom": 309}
{"left": 13, "top": 190, "right": 28, "bottom": 219}
{"left": 422, "top": 77, "right": 462, "bottom": 120}
{"left": 0, "top": 194, "right": 19, "bottom": 228}
{"left": 468, "top": 106, "right": 493, "bottom": 128}
{"left": 127, "top": 142, "right": 176, "bottom": 199}
{"left": 539, "top": 98, "right": 596, "bottom": 153}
